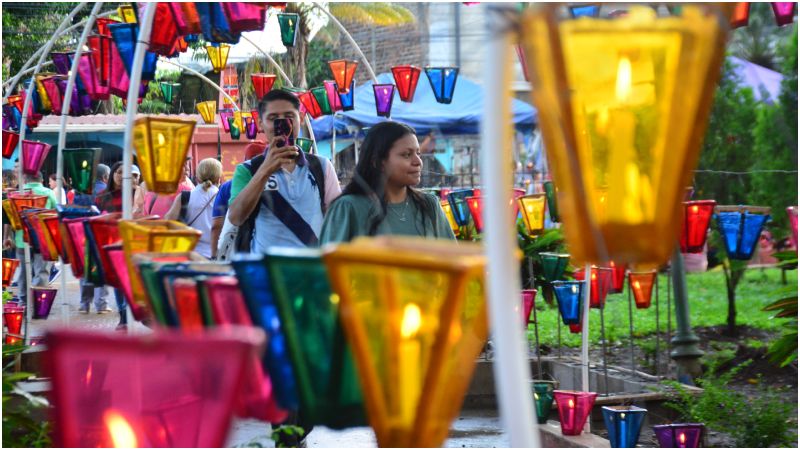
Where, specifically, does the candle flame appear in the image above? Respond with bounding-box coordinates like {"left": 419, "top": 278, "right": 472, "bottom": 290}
{"left": 568, "top": 398, "right": 575, "bottom": 409}
{"left": 679, "top": 432, "right": 686, "bottom": 444}
{"left": 620, "top": 412, "right": 626, "bottom": 419}
{"left": 401, "top": 303, "right": 422, "bottom": 338}
{"left": 615, "top": 57, "right": 632, "bottom": 102}
{"left": 634, "top": 280, "right": 641, "bottom": 290}
{"left": 156, "top": 133, "right": 166, "bottom": 147}
{"left": 329, "top": 293, "right": 340, "bottom": 305}
{"left": 82, "top": 159, "right": 88, "bottom": 168}
{"left": 85, "top": 362, "right": 93, "bottom": 386}
{"left": 103, "top": 410, "right": 138, "bottom": 448}
{"left": 691, "top": 205, "right": 699, "bottom": 214}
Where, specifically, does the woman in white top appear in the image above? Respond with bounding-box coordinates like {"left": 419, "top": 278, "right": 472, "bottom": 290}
{"left": 165, "top": 158, "right": 222, "bottom": 258}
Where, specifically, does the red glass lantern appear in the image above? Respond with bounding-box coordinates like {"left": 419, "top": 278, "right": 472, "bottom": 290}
{"left": 32, "top": 287, "right": 58, "bottom": 319}
{"left": 87, "top": 35, "right": 112, "bottom": 88}
{"left": 95, "top": 18, "right": 118, "bottom": 36}
{"left": 222, "top": 2, "right": 267, "bottom": 33}
{"left": 30, "top": 211, "right": 60, "bottom": 261}
{"left": 42, "top": 215, "right": 65, "bottom": 262}
{"left": 149, "top": 3, "right": 179, "bottom": 56}
{"left": 168, "top": 2, "right": 202, "bottom": 35}
{"left": 2, "top": 258, "right": 19, "bottom": 288}
{"left": 172, "top": 278, "right": 205, "bottom": 332}
{"left": 45, "top": 328, "right": 266, "bottom": 448}
{"left": 521, "top": 289, "right": 536, "bottom": 325}
{"left": 297, "top": 91, "right": 323, "bottom": 119}
{"left": 608, "top": 261, "right": 627, "bottom": 294}
{"left": 87, "top": 214, "right": 122, "bottom": 288}
{"left": 323, "top": 80, "right": 343, "bottom": 112}
{"left": 466, "top": 196, "right": 483, "bottom": 233}
{"left": 553, "top": 390, "right": 598, "bottom": 436}
{"left": 328, "top": 59, "right": 358, "bottom": 94}
{"left": 2, "top": 130, "right": 20, "bottom": 159}
{"left": 21, "top": 140, "right": 52, "bottom": 176}
{"left": 680, "top": 200, "right": 716, "bottom": 254}
{"left": 629, "top": 270, "right": 656, "bottom": 309}
{"left": 4, "top": 305, "right": 24, "bottom": 340}
{"left": 568, "top": 323, "right": 582, "bottom": 334}
{"left": 251, "top": 73, "right": 277, "bottom": 100}
{"left": 573, "top": 266, "right": 613, "bottom": 309}
{"left": 391, "top": 65, "right": 422, "bottom": 102}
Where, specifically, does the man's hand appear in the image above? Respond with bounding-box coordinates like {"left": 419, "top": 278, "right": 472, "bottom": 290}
{"left": 257, "top": 137, "right": 298, "bottom": 178}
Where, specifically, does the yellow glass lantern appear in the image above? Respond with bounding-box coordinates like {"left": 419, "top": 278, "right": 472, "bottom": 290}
{"left": 520, "top": 5, "right": 728, "bottom": 265}
{"left": 322, "top": 237, "right": 493, "bottom": 448}
{"left": 118, "top": 5, "right": 137, "bottom": 23}
{"left": 3, "top": 199, "right": 23, "bottom": 231}
{"left": 119, "top": 219, "right": 201, "bottom": 314}
{"left": 196, "top": 100, "right": 217, "bottom": 124}
{"left": 518, "top": 193, "right": 547, "bottom": 236}
{"left": 206, "top": 44, "right": 231, "bottom": 73}
{"left": 132, "top": 117, "right": 196, "bottom": 194}
{"left": 440, "top": 200, "right": 459, "bottom": 234}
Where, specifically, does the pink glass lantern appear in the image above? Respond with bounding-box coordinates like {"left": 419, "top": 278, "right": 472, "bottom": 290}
{"left": 521, "top": 289, "right": 536, "bottom": 326}
{"left": 553, "top": 390, "right": 598, "bottom": 435}
{"left": 222, "top": 2, "right": 268, "bottom": 33}
{"left": 373, "top": 84, "right": 395, "bottom": 118}
{"left": 787, "top": 206, "right": 798, "bottom": 249}
{"left": 76, "top": 52, "right": 110, "bottom": 101}
{"left": 45, "top": 328, "right": 266, "bottom": 448}
{"left": 324, "top": 80, "right": 343, "bottom": 112}
{"left": 573, "top": 266, "right": 613, "bottom": 309}
{"left": 40, "top": 76, "right": 64, "bottom": 114}
{"left": 771, "top": 2, "right": 796, "bottom": 26}
{"left": 32, "top": 287, "right": 58, "bottom": 319}
{"left": 62, "top": 217, "right": 91, "bottom": 278}
{"left": 21, "top": 140, "right": 52, "bottom": 175}
{"left": 104, "top": 244, "right": 136, "bottom": 317}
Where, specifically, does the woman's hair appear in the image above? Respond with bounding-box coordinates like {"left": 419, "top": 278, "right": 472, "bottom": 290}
{"left": 107, "top": 162, "right": 123, "bottom": 192}
{"left": 49, "top": 173, "right": 71, "bottom": 190}
{"left": 340, "top": 121, "right": 435, "bottom": 236}
{"left": 196, "top": 158, "right": 222, "bottom": 191}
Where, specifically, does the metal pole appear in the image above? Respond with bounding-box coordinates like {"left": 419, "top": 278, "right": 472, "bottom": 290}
{"left": 670, "top": 248, "right": 704, "bottom": 381}
{"left": 599, "top": 305, "right": 609, "bottom": 396}
{"left": 528, "top": 258, "right": 542, "bottom": 380}
{"left": 480, "top": 4, "right": 537, "bottom": 446}
{"left": 581, "top": 262, "right": 592, "bottom": 433}
{"left": 627, "top": 278, "right": 636, "bottom": 379}
{"left": 557, "top": 307, "right": 562, "bottom": 359}
{"left": 654, "top": 273, "right": 660, "bottom": 377}
{"left": 121, "top": 2, "right": 157, "bottom": 220}
{"left": 666, "top": 269, "right": 672, "bottom": 377}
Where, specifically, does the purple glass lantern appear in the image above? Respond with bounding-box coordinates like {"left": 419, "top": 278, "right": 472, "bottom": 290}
{"left": 219, "top": 110, "right": 233, "bottom": 132}
{"left": 50, "top": 52, "right": 72, "bottom": 75}
{"left": 653, "top": 423, "right": 704, "bottom": 448}
{"left": 373, "top": 84, "right": 395, "bottom": 118}
{"left": 324, "top": 80, "right": 343, "bottom": 112}
{"left": 32, "top": 287, "right": 58, "bottom": 319}
{"left": 55, "top": 78, "right": 82, "bottom": 116}
{"left": 245, "top": 117, "right": 258, "bottom": 139}
{"left": 21, "top": 140, "right": 52, "bottom": 175}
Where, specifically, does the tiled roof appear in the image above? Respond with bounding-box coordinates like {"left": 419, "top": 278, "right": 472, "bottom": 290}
{"left": 38, "top": 113, "right": 209, "bottom": 126}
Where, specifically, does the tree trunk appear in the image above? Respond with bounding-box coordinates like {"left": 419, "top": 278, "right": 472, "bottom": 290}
{"left": 724, "top": 261, "right": 745, "bottom": 336}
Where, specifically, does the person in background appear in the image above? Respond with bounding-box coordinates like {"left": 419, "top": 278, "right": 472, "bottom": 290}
{"left": 165, "top": 158, "right": 222, "bottom": 258}
{"left": 48, "top": 173, "right": 69, "bottom": 204}
{"left": 93, "top": 164, "right": 110, "bottom": 201}
{"left": 75, "top": 164, "right": 113, "bottom": 314}
{"left": 131, "top": 164, "right": 141, "bottom": 187}
{"left": 142, "top": 157, "right": 194, "bottom": 218}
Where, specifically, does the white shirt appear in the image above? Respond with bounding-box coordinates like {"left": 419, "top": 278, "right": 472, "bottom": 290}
{"left": 185, "top": 183, "right": 219, "bottom": 258}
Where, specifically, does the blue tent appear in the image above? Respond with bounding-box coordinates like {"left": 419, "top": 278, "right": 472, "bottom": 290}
{"left": 310, "top": 72, "right": 538, "bottom": 140}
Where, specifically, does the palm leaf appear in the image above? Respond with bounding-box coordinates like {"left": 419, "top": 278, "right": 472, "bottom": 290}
{"left": 329, "top": 3, "right": 415, "bottom": 26}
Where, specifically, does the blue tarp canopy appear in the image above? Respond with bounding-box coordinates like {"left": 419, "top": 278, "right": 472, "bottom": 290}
{"left": 310, "top": 72, "right": 538, "bottom": 140}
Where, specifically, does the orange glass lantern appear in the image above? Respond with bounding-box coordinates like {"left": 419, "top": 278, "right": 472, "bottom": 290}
{"left": 117, "top": 4, "right": 137, "bottom": 23}
{"left": 520, "top": 5, "right": 729, "bottom": 265}
{"left": 9, "top": 191, "right": 48, "bottom": 242}
{"left": 196, "top": 100, "right": 217, "bottom": 124}
{"left": 322, "top": 237, "right": 492, "bottom": 447}
{"left": 680, "top": 200, "right": 716, "bottom": 253}
{"left": 206, "top": 44, "right": 231, "bottom": 73}
{"left": 132, "top": 117, "right": 196, "bottom": 194}
{"left": 30, "top": 211, "right": 60, "bottom": 261}
{"left": 518, "top": 193, "right": 547, "bottom": 236}
{"left": 328, "top": 60, "right": 358, "bottom": 94}
{"left": 3, "top": 199, "right": 23, "bottom": 231}
{"left": 440, "top": 200, "right": 459, "bottom": 234}
{"left": 391, "top": 65, "right": 422, "bottom": 102}
{"left": 2, "top": 258, "right": 19, "bottom": 288}
{"left": 574, "top": 266, "right": 613, "bottom": 309}
{"left": 629, "top": 270, "right": 656, "bottom": 309}
{"left": 466, "top": 196, "right": 483, "bottom": 233}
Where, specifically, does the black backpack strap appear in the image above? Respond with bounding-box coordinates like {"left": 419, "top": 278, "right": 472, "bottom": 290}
{"left": 306, "top": 153, "right": 326, "bottom": 214}
{"left": 260, "top": 190, "right": 319, "bottom": 246}
{"left": 234, "top": 155, "right": 266, "bottom": 252}
{"left": 179, "top": 190, "right": 191, "bottom": 221}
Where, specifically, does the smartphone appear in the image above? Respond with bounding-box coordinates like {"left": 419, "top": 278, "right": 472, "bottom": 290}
{"left": 273, "top": 118, "right": 295, "bottom": 147}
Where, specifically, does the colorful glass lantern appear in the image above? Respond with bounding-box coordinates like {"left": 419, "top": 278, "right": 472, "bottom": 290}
{"left": 629, "top": 270, "right": 656, "bottom": 309}
{"left": 219, "top": 110, "right": 233, "bottom": 132}
{"left": 553, "top": 390, "right": 598, "bottom": 436}
{"left": 172, "top": 278, "right": 205, "bottom": 332}
{"left": 41, "top": 75, "right": 64, "bottom": 114}
{"left": 132, "top": 117, "right": 197, "bottom": 194}
{"left": 245, "top": 117, "right": 258, "bottom": 140}
{"left": 197, "top": 100, "right": 217, "bottom": 124}
{"left": 8, "top": 191, "right": 48, "bottom": 239}
{"left": 2, "top": 130, "right": 19, "bottom": 159}
{"left": 56, "top": 205, "right": 100, "bottom": 267}
{"left": 322, "top": 238, "right": 491, "bottom": 447}
{"left": 788, "top": 206, "right": 798, "bottom": 250}
{"left": 250, "top": 109, "right": 261, "bottom": 131}
{"left": 228, "top": 117, "right": 241, "bottom": 140}
{"left": 62, "top": 216, "right": 93, "bottom": 277}
{"left": 159, "top": 82, "right": 179, "bottom": 103}
{"left": 34, "top": 74, "right": 53, "bottom": 112}
{"left": 95, "top": 17, "right": 118, "bottom": 36}
{"left": 130, "top": 253, "right": 207, "bottom": 325}
{"left": 520, "top": 5, "right": 729, "bottom": 266}
{"left": 149, "top": 3, "right": 179, "bottom": 55}
{"left": 2, "top": 200, "right": 22, "bottom": 232}
{"left": 155, "top": 263, "right": 233, "bottom": 327}
{"left": 519, "top": 193, "right": 547, "bottom": 236}
{"left": 311, "top": 86, "right": 333, "bottom": 116}
{"left": 4, "top": 306, "right": 24, "bottom": 340}
{"left": 2, "top": 258, "right": 19, "bottom": 288}
{"left": 608, "top": 261, "right": 627, "bottom": 294}
{"left": 86, "top": 213, "right": 122, "bottom": 288}
{"left": 32, "top": 287, "right": 58, "bottom": 320}
{"left": 323, "top": 80, "right": 343, "bottom": 112}
{"left": 602, "top": 405, "right": 647, "bottom": 448}
{"left": 440, "top": 200, "right": 459, "bottom": 234}
{"left": 42, "top": 214, "right": 65, "bottom": 262}
{"left": 262, "top": 247, "right": 367, "bottom": 428}
{"left": 391, "top": 65, "right": 422, "bottom": 102}
{"left": 117, "top": 4, "right": 137, "bottom": 23}
{"left": 339, "top": 79, "right": 356, "bottom": 111}
{"left": 294, "top": 138, "right": 313, "bottom": 154}
{"left": 108, "top": 23, "right": 158, "bottom": 81}
{"left": 195, "top": 2, "right": 242, "bottom": 44}
{"left": 251, "top": 73, "right": 277, "bottom": 100}
{"left": 574, "top": 266, "right": 613, "bottom": 309}
{"left": 74, "top": 52, "right": 110, "bottom": 101}
{"left": 63, "top": 148, "right": 102, "bottom": 194}
{"left": 45, "top": 328, "right": 264, "bottom": 448}
{"left": 715, "top": 206, "right": 771, "bottom": 260}
{"left": 680, "top": 200, "right": 717, "bottom": 253}
{"left": 521, "top": 289, "right": 536, "bottom": 325}
{"left": 532, "top": 381, "right": 555, "bottom": 424}
{"left": 569, "top": 4, "right": 601, "bottom": 18}
{"left": 30, "top": 211, "right": 60, "bottom": 261}
{"left": 730, "top": 2, "right": 751, "bottom": 28}
{"left": 653, "top": 423, "right": 704, "bottom": 448}
{"left": 87, "top": 35, "right": 112, "bottom": 88}
{"left": 206, "top": 44, "right": 231, "bottom": 73}
{"left": 771, "top": 2, "right": 796, "bottom": 26}
{"left": 372, "top": 84, "right": 395, "bottom": 118}
{"left": 168, "top": 2, "right": 202, "bottom": 35}
{"left": 541, "top": 252, "right": 570, "bottom": 283}
{"left": 50, "top": 52, "right": 72, "bottom": 75}
{"left": 222, "top": 2, "right": 268, "bottom": 33}
{"left": 447, "top": 189, "right": 474, "bottom": 227}
{"left": 277, "top": 13, "right": 299, "bottom": 47}
{"left": 106, "top": 36, "right": 135, "bottom": 98}
{"left": 552, "top": 280, "right": 583, "bottom": 325}
{"left": 4, "top": 103, "right": 21, "bottom": 131}
{"left": 297, "top": 91, "right": 323, "bottom": 119}
{"left": 7, "top": 94, "right": 24, "bottom": 113}
{"left": 424, "top": 67, "right": 459, "bottom": 104}
{"left": 329, "top": 60, "right": 359, "bottom": 94}
{"left": 466, "top": 196, "right": 483, "bottom": 233}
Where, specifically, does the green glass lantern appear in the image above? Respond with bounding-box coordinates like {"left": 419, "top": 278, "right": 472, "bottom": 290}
{"left": 543, "top": 180, "right": 560, "bottom": 223}
{"left": 228, "top": 116, "right": 240, "bottom": 140}
{"left": 532, "top": 381, "right": 556, "bottom": 424}
{"left": 160, "top": 82, "right": 180, "bottom": 103}
{"left": 310, "top": 86, "right": 333, "bottom": 116}
{"left": 296, "top": 138, "right": 314, "bottom": 153}
{"left": 541, "top": 252, "right": 570, "bottom": 283}
{"left": 277, "top": 13, "right": 299, "bottom": 47}
{"left": 63, "top": 148, "right": 102, "bottom": 194}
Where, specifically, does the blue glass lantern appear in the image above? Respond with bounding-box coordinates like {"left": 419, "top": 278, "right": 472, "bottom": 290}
{"left": 447, "top": 189, "right": 474, "bottom": 227}
{"left": 552, "top": 280, "right": 582, "bottom": 325}
{"left": 195, "top": 3, "right": 241, "bottom": 44}
{"left": 715, "top": 206, "right": 770, "bottom": 260}
{"left": 424, "top": 67, "right": 459, "bottom": 104}
{"left": 3, "top": 104, "right": 21, "bottom": 131}
{"left": 602, "top": 405, "right": 647, "bottom": 448}
{"left": 232, "top": 254, "right": 300, "bottom": 410}
{"left": 569, "top": 4, "right": 601, "bottom": 18}
{"left": 184, "top": 33, "right": 200, "bottom": 43}
{"left": 108, "top": 23, "right": 158, "bottom": 81}
{"left": 338, "top": 79, "right": 355, "bottom": 111}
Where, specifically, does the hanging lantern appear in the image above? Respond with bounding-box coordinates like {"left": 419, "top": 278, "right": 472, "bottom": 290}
{"left": 63, "top": 148, "right": 102, "bottom": 194}
{"left": 277, "top": 13, "right": 299, "bottom": 47}
{"left": 532, "top": 381, "right": 556, "bottom": 425}
{"left": 94, "top": 17, "right": 118, "bottom": 36}
{"left": 195, "top": 3, "right": 242, "bottom": 44}
{"left": 328, "top": 59, "right": 359, "bottom": 94}
{"left": 62, "top": 216, "right": 94, "bottom": 278}
{"left": 197, "top": 100, "right": 217, "bottom": 124}
{"left": 311, "top": 86, "right": 333, "bottom": 116}
{"left": 787, "top": 206, "right": 798, "bottom": 250}
{"left": 228, "top": 117, "right": 241, "bottom": 140}
{"left": 680, "top": 200, "right": 716, "bottom": 253}
{"left": 244, "top": 117, "right": 258, "bottom": 140}
{"left": 56, "top": 204, "right": 100, "bottom": 267}
{"left": 106, "top": 36, "right": 135, "bottom": 98}
{"left": 446, "top": 189, "right": 474, "bottom": 228}
{"left": 222, "top": 86, "right": 239, "bottom": 109}
{"left": 608, "top": 261, "right": 627, "bottom": 294}
{"left": 521, "top": 289, "right": 536, "bottom": 326}
{"left": 520, "top": 5, "right": 729, "bottom": 266}
{"left": 86, "top": 213, "right": 122, "bottom": 288}
{"left": 159, "top": 82, "right": 180, "bottom": 104}
{"left": 222, "top": 2, "right": 268, "bottom": 33}
{"left": 297, "top": 91, "right": 323, "bottom": 119}
{"left": 74, "top": 52, "right": 110, "bottom": 101}
{"left": 323, "top": 80, "right": 343, "bottom": 112}
{"left": 602, "top": 405, "right": 647, "bottom": 448}
{"left": 541, "top": 181, "right": 559, "bottom": 223}
{"left": 130, "top": 253, "right": 206, "bottom": 326}
{"left": 7, "top": 94, "right": 24, "bottom": 113}
{"left": 321, "top": 238, "right": 491, "bottom": 447}
{"left": 168, "top": 2, "right": 202, "bottom": 35}
{"left": 132, "top": 117, "right": 197, "bottom": 194}
{"left": 730, "top": 2, "right": 751, "bottom": 28}
{"left": 424, "top": 67, "right": 459, "bottom": 104}
{"left": 715, "top": 206, "right": 771, "bottom": 260}
{"left": 629, "top": 270, "right": 656, "bottom": 309}
{"left": 55, "top": 77, "right": 83, "bottom": 116}
{"left": 32, "top": 287, "right": 58, "bottom": 320}
{"left": 206, "top": 44, "right": 231, "bottom": 73}
{"left": 33, "top": 74, "right": 53, "bottom": 113}
{"left": 45, "top": 328, "right": 265, "bottom": 448}
{"left": 87, "top": 35, "right": 112, "bottom": 89}
{"left": 219, "top": 110, "right": 233, "bottom": 132}
{"left": 2, "top": 130, "right": 20, "bottom": 159}
{"left": 50, "top": 52, "right": 72, "bottom": 75}
{"left": 569, "top": 4, "right": 601, "bottom": 18}
{"left": 117, "top": 4, "right": 137, "bottom": 23}
{"left": 466, "top": 196, "right": 483, "bottom": 233}
{"left": 652, "top": 423, "right": 704, "bottom": 448}
{"left": 295, "top": 138, "right": 314, "bottom": 153}
{"left": 42, "top": 214, "right": 65, "bottom": 262}
{"left": 41, "top": 75, "right": 64, "bottom": 115}
{"left": 2, "top": 258, "right": 19, "bottom": 288}
{"left": 518, "top": 193, "right": 547, "bottom": 236}
{"left": 150, "top": 262, "right": 233, "bottom": 327}
{"left": 250, "top": 109, "right": 261, "bottom": 131}
{"left": 251, "top": 73, "right": 277, "bottom": 100}
{"left": 149, "top": 3, "right": 179, "bottom": 55}
{"left": 108, "top": 23, "right": 158, "bottom": 81}
{"left": 440, "top": 200, "right": 459, "bottom": 234}
{"left": 170, "top": 278, "right": 205, "bottom": 332}
{"left": 553, "top": 390, "right": 597, "bottom": 436}
{"left": 30, "top": 211, "right": 60, "bottom": 261}
{"left": 552, "top": 280, "right": 583, "bottom": 325}
{"left": 541, "top": 252, "right": 570, "bottom": 283}
{"left": 4, "top": 306, "right": 24, "bottom": 342}
{"left": 372, "top": 84, "right": 395, "bottom": 118}
{"left": 574, "top": 266, "right": 613, "bottom": 309}
{"left": 391, "top": 65, "right": 422, "bottom": 102}
{"left": 3, "top": 104, "right": 22, "bottom": 131}
{"left": 339, "top": 79, "right": 356, "bottom": 111}
{"left": 21, "top": 140, "right": 52, "bottom": 176}
{"left": 771, "top": 2, "right": 796, "bottom": 26}
{"left": 2, "top": 200, "right": 22, "bottom": 232}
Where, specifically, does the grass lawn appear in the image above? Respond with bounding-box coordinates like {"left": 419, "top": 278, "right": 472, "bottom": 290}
{"left": 530, "top": 267, "right": 797, "bottom": 348}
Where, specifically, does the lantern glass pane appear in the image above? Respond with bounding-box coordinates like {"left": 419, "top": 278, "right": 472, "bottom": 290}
{"left": 553, "top": 280, "right": 582, "bottom": 325}
{"left": 391, "top": 65, "right": 422, "bottom": 102}
{"left": 629, "top": 270, "right": 656, "bottom": 309}
{"left": 424, "top": 67, "right": 459, "bottom": 104}
{"left": 132, "top": 118, "right": 196, "bottom": 193}
{"left": 519, "top": 194, "right": 546, "bottom": 236}
{"left": 372, "top": 84, "right": 395, "bottom": 118}
{"left": 277, "top": 13, "right": 299, "bottom": 47}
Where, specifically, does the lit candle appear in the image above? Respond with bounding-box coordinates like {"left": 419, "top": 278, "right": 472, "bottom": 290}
{"left": 400, "top": 303, "right": 422, "bottom": 424}
{"left": 678, "top": 431, "right": 687, "bottom": 448}
{"left": 619, "top": 411, "right": 627, "bottom": 446}
{"left": 567, "top": 397, "right": 576, "bottom": 430}
{"left": 103, "top": 410, "right": 138, "bottom": 448}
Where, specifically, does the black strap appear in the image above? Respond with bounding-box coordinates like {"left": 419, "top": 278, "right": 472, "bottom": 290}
{"left": 185, "top": 191, "right": 218, "bottom": 227}
{"left": 260, "top": 190, "right": 318, "bottom": 246}
{"left": 307, "top": 154, "right": 326, "bottom": 214}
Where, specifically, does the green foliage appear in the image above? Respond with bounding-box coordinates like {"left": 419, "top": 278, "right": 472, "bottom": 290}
{"left": 762, "top": 284, "right": 798, "bottom": 367}
{"left": 729, "top": 2, "right": 795, "bottom": 71}
{"left": 271, "top": 425, "right": 305, "bottom": 448}
{"left": 2, "top": 345, "right": 51, "bottom": 448}
{"left": 662, "top": 362, "right": 796, "bottom": 448}
{"left": 305, "top": 40, "right": 337, "bottom": 88}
